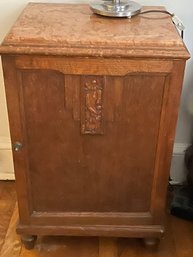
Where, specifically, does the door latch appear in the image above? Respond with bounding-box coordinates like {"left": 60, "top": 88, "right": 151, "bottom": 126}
{"left": 13, "top": 142, "right": 23, "bottom": 152}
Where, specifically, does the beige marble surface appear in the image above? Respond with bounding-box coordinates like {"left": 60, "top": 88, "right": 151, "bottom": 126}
{"left": 0, "top": 3, "right": 189, "bottom": 58}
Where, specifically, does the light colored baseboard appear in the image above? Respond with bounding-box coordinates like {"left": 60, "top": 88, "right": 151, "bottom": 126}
{"left": 170, "top": 143, "right": 189, "bottom": 185}
{"left": 173, "top": 143, "right": 190, "bottom": 155}
{"left": 0, "top": 172, "right": 15, "bottom": 180}
{"left": 0, "top": 136, "right": 11, "bottom": 149}
{"left": 0, "top": 137, "right": 15, "bottom": 180}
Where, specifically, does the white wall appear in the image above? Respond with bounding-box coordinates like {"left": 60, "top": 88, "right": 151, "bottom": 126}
{"left": 139, "top": 1, "right": 193, "bottom": 185}
{"left": 0, "top": 0, "right": 193, "bottom": 181}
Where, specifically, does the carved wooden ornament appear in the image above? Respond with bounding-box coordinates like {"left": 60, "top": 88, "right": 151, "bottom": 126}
{"left": 81, "top": 76, "right": 104, "bottom": 135}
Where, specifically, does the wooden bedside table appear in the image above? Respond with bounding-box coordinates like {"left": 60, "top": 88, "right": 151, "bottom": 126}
{"left": 0, "top": 3, "right": 189, "bottom": 249}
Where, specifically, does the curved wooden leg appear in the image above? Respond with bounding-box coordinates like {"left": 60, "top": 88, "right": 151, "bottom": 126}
{"left": 21, "top": 235, "right": 37, "bottom": 250}
{"left": 143, "top": 238, "right": 159, "bottom": 247}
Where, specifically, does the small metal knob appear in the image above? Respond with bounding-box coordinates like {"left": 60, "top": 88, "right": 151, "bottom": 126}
{"left": 13, "top": 142, "right": 23, "bottom": 152}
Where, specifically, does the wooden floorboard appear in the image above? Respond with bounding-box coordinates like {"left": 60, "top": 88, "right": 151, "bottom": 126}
{"left": 0, "top": 182, "right": 193, "bottom": 257}
{"left": 0, "top": 181, "right": 16, "bottom": 252}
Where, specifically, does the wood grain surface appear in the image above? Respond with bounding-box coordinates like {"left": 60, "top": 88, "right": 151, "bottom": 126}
{"left": 1, "top": 50, "right": 188, "bottom": 241}
{"left": 0, "top": 181, "right": 193, "bottom": 257}
{"left": 0, "top": 3, "right": 190, "bottom": 247}
{"left": 0, "top": 182, "right": 16, "bottom": 253}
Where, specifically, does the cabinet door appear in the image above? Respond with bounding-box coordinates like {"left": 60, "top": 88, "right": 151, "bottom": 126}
{"left": 21, "top": 71, "right": 164, "bottom": 213}
{"left": 3, "top": 56, "right": 184, "bottom": 235}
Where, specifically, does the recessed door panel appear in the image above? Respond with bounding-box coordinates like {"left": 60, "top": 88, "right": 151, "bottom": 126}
{"left": 20, "top": 70, "right": 165, "bottom": 213}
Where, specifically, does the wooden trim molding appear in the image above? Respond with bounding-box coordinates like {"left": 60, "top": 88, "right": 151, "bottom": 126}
{"left": 0, "top": 136, "right": 11, "bottom": 149}
{"left": 15, "top": 56, "right": 174, "bottom": 75}
{"left": 0, "top": 172, "right": 15, "bottom": 180}
{"left": 0, "top": 137, "right": 15, "bottom": 180}
{"left": 16, "top": 223, "right": 164, "bottom": 238}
